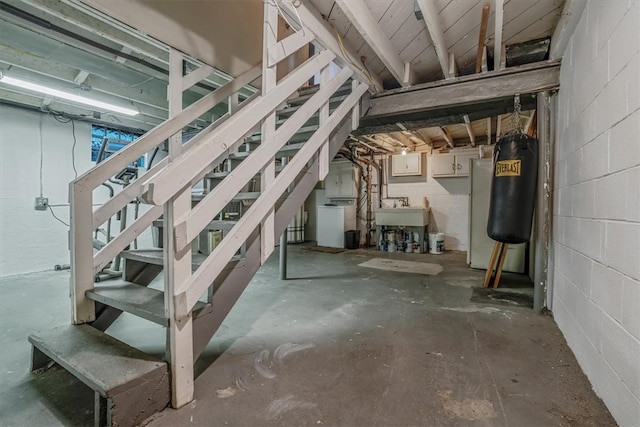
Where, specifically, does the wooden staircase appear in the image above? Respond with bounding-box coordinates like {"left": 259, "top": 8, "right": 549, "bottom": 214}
{"left": 28, "top": 3, "right": 370, "bottom": 425}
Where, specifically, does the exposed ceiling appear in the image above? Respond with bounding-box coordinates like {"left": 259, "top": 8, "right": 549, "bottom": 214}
{"left": 0, "top": 0, "right": 565, "bottom": 149}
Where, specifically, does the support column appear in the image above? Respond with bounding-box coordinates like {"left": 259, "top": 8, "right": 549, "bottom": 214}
{"left": 534, "top": 91, "right": 552, "bottom": 314}
{"left": 164, "top": 48, "right": 194, "bottom": 408}
{"left": 279, "top": 232, "right": 288, "bottom": 280}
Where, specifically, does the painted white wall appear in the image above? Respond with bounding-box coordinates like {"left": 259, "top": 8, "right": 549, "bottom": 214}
{"left": 386, "top": 154, "right": 470, "bottom": 251}
{"left": 552, "top": 1, "right": 640, "bottom": 425}
{"left": 0, "top": 105, "right": 152, "bottom": 277}
{"left": 1, "top": 105, "right": 91, "bottom": 277}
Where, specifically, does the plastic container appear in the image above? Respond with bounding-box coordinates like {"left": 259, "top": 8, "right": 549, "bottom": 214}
{"left": 428, "top": 232, "right": 445, "bottom": 254}
{"left": 344, "top": 230, "right": 360, "bottom": 249}
{"left": 388, "top": 242, "right": 397, "bottom": 252}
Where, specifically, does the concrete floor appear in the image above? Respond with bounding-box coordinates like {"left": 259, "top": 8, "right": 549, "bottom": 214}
{"left": 0, "top": 245, "right": 615, "bottom": 426}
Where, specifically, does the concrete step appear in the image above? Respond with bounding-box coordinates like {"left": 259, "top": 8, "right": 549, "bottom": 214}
{"left": 29, "top": 324, "right": 169, "bottom": 427}
{"left": 86, "top": 282, "right": 212, "bottom": 327}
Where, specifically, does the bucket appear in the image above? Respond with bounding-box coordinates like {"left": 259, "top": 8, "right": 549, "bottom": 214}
{"left": 428, "top": 233, "right": 445, "bottom": 254}
{"left": 387, "top": 231, "right": 396, "bottom": 242}
{"left": 388, "top": 242, "right": 397, "bottom": 253}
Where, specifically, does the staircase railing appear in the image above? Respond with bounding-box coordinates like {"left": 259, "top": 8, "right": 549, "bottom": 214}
{"left": 69, "top": 0, "right": 370, "bottom": 410}
{"left": 70, "top": 62, "right": 261, "bottom": 324}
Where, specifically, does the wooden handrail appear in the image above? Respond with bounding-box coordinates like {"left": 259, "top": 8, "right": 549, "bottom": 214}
{"left": 142, "top": 50, "right": 336, "bottom": 206}
{"left": 73, "top": 65, "right": 261, "bottom": 191}
{"left": 174, "top": 68, "right": 353, "bottom": 251}
{"left": 174, "top": 82, "right": 367, "bottom": 319}
{"left": 92, "top": 206, "right": 163, "bottom": 274}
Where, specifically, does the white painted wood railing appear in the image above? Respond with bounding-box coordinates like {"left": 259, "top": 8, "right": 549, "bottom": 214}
{"left": 68, "top": 0, "right": 370, "bottom": 409}
{"left": 70, "top": 62, "right": 261, "bottom": 325}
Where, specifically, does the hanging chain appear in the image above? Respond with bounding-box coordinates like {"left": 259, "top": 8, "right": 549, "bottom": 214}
{"left": 509, "top": 93, "right": 523, "bottom": 135}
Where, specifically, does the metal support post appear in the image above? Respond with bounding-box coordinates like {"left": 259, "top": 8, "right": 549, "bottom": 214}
{"left": 534, "top": 91, "right": 552, "bottom": 314}
{"left": 279, "top": 232, "right": 288, "bottom": 280}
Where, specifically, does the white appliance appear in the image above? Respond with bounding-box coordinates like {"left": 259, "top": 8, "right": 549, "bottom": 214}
{"left": 469, "top": 159, "right": 526, "bottom": 273}
{"left": 316, "top": 205, "right": 357, "bottom": 248}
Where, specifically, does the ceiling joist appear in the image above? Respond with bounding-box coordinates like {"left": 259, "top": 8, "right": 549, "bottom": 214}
{"left": 335, "top": 0, "right": 415, "bottom": 87}
{"left": 494, "top": 0, "right": 505, "bottom": 70}
{"left": 463, "top": 114, "right": 476, "bottom": 146}
{"left": 415, "top": 0, "right": 451, "bottom": 79}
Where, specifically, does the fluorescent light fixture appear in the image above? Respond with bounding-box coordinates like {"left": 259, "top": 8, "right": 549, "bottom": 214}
{"left": 0, "top": 75, "right": 139, "bottom": 116}
{"left": 401, "top": 147, "right": 407, "bottom": 155}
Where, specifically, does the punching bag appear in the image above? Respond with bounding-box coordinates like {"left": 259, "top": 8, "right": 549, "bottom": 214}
{"left": 487, "top": 133, "right": 538, "bottom": 244}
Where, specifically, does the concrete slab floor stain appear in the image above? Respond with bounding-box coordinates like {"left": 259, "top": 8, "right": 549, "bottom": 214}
{"left": 0, "top": 246, "right": 616, "bottom": 426}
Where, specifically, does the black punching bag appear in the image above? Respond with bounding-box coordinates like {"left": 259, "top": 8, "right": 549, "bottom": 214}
{"left": 487, "top": 134, "right": 538, "bottom": 244}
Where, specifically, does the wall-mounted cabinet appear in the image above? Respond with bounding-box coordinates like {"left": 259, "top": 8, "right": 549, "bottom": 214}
{"left": 325, "top": 161, "right": 356, "bottom": 199}
{"left": 431, "top": 152, "right": 478, "bottom": 177}
{"left": 392, "top": 153, "right": 422, "bottom": 176}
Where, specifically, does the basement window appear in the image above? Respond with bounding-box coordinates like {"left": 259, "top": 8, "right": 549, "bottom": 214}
{"left": 91, "top": 125, "right": 144, "bottom": 167}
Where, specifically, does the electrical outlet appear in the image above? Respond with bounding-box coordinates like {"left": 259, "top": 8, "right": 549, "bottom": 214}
{"left": 35, "top": 196, "right": 48, "bottom": 211}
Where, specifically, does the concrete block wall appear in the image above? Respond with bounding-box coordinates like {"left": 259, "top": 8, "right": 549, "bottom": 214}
{"left": 553, "top": 1, "right": 640, "bottom": 425}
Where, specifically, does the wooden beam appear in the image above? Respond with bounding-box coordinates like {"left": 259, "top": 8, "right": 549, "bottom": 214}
{"left": 268, "top": 30, "right": 314, "bottom": 67}
{"left": 463, "top": 115, "right": 476, "bottom": 146}
{"left": 493, "top": 0, "right": 504, "bottom": 70}
{"left": 335, "top": 0, "right": 414, "bottom": 86}
{"left": 182, "top": 63, "right": 215, "bottom": 92}
{"left": 475, "top": 2, "right": 491, "bottom": 74}
{"left": 366, "top": 61, "right": 560, "bottom": 119}
{"left": 448, "top": 52, "right": 457, "bottom": 77}
{"left": 550, "top": 0, "right": 588, "bottom": 60}
{"left": 481, "top": 47, "right": 488, "bottom": 73}
{"left": 440, "top": 126, "right": 454, "bottom": 148}
{"left": 278, "top": 0, "right": 382, "bottom": 91}
{"left": 165, "top": 48, "right": 194, "bottom": 410}
{"left": 92, "top": 206, "right": 163, "bottom": 274}
{"left": 415, "top": 0, "right": 450, "bottom": 79}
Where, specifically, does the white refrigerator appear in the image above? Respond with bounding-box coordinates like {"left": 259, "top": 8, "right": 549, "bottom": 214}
{"left": 468, "top": 159, "right": 526, "bottom": 273}
{"left": 316, "top": 205, "right": 357, "bottom": 248}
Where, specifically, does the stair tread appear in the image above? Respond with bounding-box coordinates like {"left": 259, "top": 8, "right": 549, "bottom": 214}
{"left": 86, "top": 282, "right": 210, "bottom": 327}
{"left": 278, "top": 94, "right": 348, "bottom": 117}
{"left": 192, "top": 192, "right": 260, "bottom": 202}
{"left": 28, "top": 324, "right": 167, "bottom": 396}
{"left": 120, "top": 249, "right": 203, "bottom": 266}
{"left": 152, "top": 219, "right": 237, "bottom": 232}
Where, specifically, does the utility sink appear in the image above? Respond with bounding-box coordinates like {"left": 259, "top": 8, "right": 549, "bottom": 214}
{"left": 375, "top": 207, "right": 430, "bottom": 226}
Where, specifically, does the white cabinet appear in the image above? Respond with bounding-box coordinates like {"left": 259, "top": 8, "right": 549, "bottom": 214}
{"left": 392, "top": 153, "right": 422, "bottom": 176}
{"left": 326, "top": 162, "right": 356, "bottom": 199}
{"left": 431, "top": 152, "right": 478, "bottom": 177}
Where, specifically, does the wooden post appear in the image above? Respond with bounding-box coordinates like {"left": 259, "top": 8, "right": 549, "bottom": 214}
{"left": 164, "top": 48, "right": 194, "bottom": 409}
{"left": 261, "top": 0, "right": 278, "bottom": 264}
{"left": 70, "top": 182, "right": 95, "bottom": 324}
{"left": 318, "top": 63, "right": 330, "bottom": 180}
{"left": 475, "top": 2, "right": 491, "bottom": 74}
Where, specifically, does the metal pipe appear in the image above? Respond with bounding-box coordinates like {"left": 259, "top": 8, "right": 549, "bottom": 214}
{"left": 534, "top": 91, "right": 552, "bottom": 314}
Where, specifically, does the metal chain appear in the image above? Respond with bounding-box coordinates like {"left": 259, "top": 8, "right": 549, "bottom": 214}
{"left": 509, "top": 93, "right": 523, "bottom": 135}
